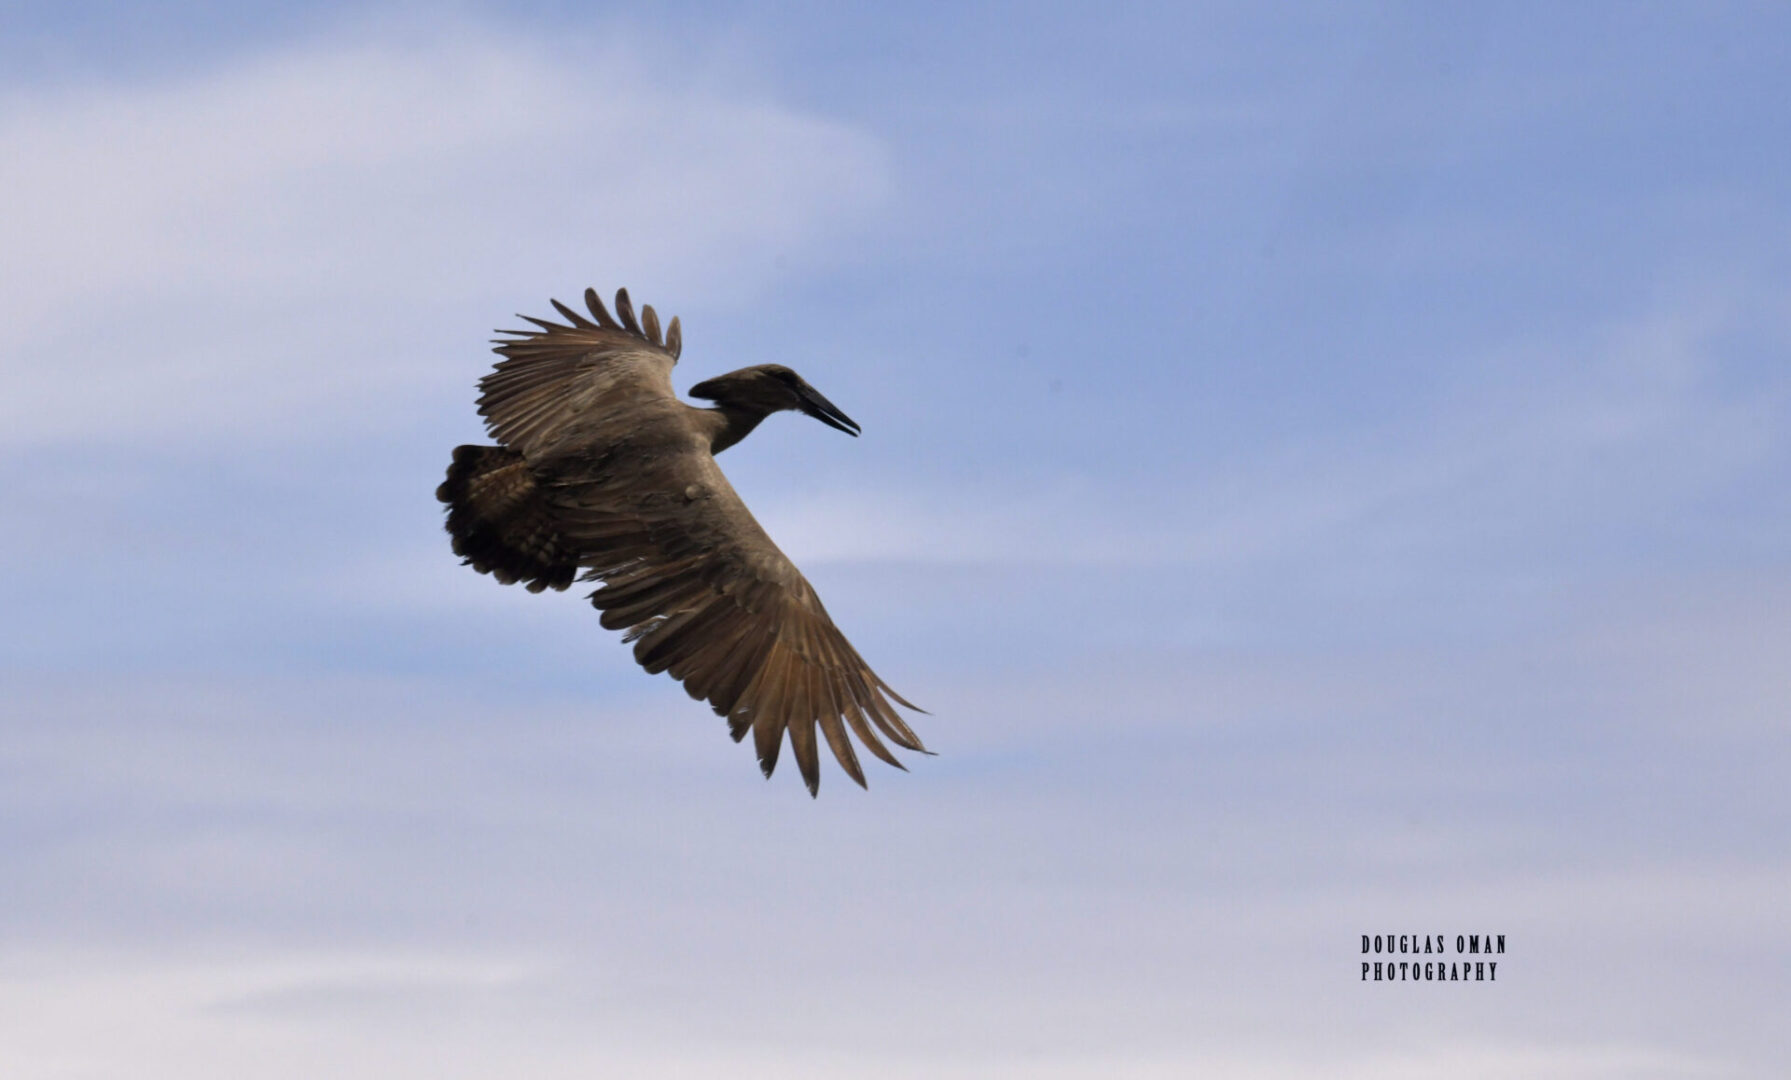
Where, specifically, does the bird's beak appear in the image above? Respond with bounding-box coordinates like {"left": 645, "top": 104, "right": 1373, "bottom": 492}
{"left": 796, "top": 381, "right": 861, "bottom": 436}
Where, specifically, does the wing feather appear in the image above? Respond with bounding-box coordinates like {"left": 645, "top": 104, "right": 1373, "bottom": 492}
{"left": 785, "top": 667, "right": 820, "bottom": 793}
{"left": 551, "top": 297, "right": 599, "bottom": 329}
{"left": 746, "top": 654, "right": 789, "bottom": 778}
{"left": 584, "top": 287, "right": 623, "bottom": 329}
{"left": 550, "top": 448, "right": 926, "bottom": 792}
{"left": 477, "top": 291, "right": 680, "bottom": 459}
{"left": 614, "top": 287, "right": 642, "bottom": 334}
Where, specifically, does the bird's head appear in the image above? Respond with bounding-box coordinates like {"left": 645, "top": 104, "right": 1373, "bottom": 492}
{"left": 689, "top": 365, "right": 861, "bottom": 436}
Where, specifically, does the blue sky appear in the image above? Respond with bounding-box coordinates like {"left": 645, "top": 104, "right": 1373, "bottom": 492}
{"left": 3, "top": 3, "right": 1789, "bottom": 1077}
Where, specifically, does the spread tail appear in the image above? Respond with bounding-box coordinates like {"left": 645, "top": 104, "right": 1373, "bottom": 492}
{"left": 436, "top": 445, "right": 577, "bottom": 593}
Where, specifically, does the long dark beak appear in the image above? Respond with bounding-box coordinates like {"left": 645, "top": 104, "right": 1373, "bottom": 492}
{"left": 795, "top": 381, "right": 861, "bottom": 436}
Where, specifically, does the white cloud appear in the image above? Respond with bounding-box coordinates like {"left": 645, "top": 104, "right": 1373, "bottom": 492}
{"left": 0, "top": 21, "right": 888, "bottom": 445}
{"left": 6, "top": 626, "right": 1789, "bottom": 1078}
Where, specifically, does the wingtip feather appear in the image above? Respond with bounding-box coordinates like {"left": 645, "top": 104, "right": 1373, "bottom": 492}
{"left": 614, "top": 288, "right": 642, "bottom": 334}
{"left": 550, "top": 297, "right": 597, "bottom": 329}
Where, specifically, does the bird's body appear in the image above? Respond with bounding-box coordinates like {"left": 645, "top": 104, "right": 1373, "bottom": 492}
{"left": 437, "top": 287, "right": 925, "bottom": 794}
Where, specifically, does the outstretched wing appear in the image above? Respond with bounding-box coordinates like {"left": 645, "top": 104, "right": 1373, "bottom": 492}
{"left": 478, "top": 287, "right": 683, "bottom": 458}
{"left": 535, "top": 416, "right": 928, "bottom": 796}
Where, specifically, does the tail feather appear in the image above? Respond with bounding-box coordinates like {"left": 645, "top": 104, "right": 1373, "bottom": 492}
{"left": 437, "top": 445, "right": 577, "bottom": 592}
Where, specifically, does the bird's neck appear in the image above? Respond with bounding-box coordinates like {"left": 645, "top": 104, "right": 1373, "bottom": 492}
{"left": 696, "top": 404, "right": 772, "bottom": 455}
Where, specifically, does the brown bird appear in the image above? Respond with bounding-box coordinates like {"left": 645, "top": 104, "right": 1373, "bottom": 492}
{"left": 437, "top": 286, "right": 927, "bottom": 794}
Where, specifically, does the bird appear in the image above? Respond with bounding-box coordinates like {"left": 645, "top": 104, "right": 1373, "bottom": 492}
{"left": 436, "top": 286, "right": 927, "bottom": 795}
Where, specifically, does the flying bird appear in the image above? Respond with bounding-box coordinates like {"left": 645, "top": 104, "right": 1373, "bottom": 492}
{"left": 437, "top": 286, "right": 927, "bottom": 795}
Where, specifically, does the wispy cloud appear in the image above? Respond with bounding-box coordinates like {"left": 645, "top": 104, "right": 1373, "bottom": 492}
{"left": 751, "top": 287, "right": 1790, "bottom": 580}
{"left": 0, "top": 21, "right": 887, "bottom": 446}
